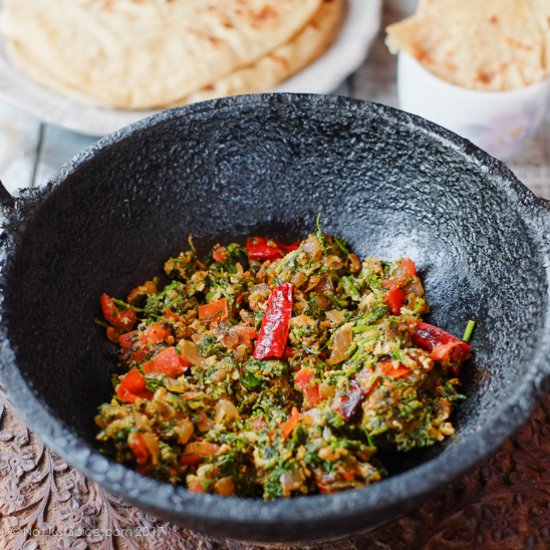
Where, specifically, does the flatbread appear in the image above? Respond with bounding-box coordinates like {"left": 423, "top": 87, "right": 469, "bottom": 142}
{"left": 182, "top": 0, "right": 346, "bottom": 105}
{"left": 386, "top": 0, "right": 550, "bottom": 91}
{"left": 0, "top": 0, "right": 322, "bottom": 109}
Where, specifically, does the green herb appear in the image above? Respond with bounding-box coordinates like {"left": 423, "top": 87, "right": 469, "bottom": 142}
{"left": 94, "top": 318, "right": 110, "bottom": 329}
{"left": 112, "top": 297, "right": 144, "bottom": 312}
{"left": 462, "top": 320, "right": 476, "bottom": 342}
{"left": 334, "top": 237, "right": 350, "bottom": 256}
{"left": 315, "top": 213, "right": 326, "bottom": 252}
{"left": 341, "top": 276, "right": 360, "bottom": 299}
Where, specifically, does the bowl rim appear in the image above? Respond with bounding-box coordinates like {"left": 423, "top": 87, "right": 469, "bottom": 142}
{"left": 398, "top": 50, "right": 550, "bottom": 98}
{"left": 1, "top": 93, "right": 549, "bottom": 541}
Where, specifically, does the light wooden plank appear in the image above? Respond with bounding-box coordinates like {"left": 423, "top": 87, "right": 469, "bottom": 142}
{"left": 332, "top": 79, "right": 351, "bottom": 97}
{"left": 0, "top": 103, "right": 41, "bottom": 194}
{"left": 349, "top": 0, "right": 415, "bottom": 107}
{"left": 33, "top": 125, "right": 97, "bottom": 187}
{"left": 506, "top": 110, "right": 550, "bottom": 200}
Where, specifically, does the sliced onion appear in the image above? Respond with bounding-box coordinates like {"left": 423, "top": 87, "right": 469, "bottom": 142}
{"left": 326, "top": 309, "right": 345, "bottom": 325}
{"left": 329, "top": 324, "right": 353, "bottom": 365}
{"left": 348, "top": 253, "right": 361, "bottom": 273}
{"left": 303, "top": 235, "right": 322, "bottom": 260}
{"left": 177, "top": 339, "right": 205, "bottom": 366}
{"left": 184, "top": 440, "right": 219, "bottom": 457}
{"left": 405, "top": 277, "right": 424, "bottom": 297}
{"left": 220, "top": 330, "right": 240, "bottom": 349}
{"left": 210, "top": 369, "right": 227, "bottom": 382}
{"left": 318, "top": 382, "right": 336, "bottom": 399}
{"left": 279, "top": 471, "right": 302, "bottom": 496}
{"left": 214, "top": 476, "right": 235, "bottom": 497}
{"left": 196, "top": 413, "right": 214, "bottom": 433}
{"left": 291, "top": 271, "right": 308, "bottom": 288}
{"left": 302, "top": 407, "right": 323, "bottom": 424}
{"left": 215, "top": 399, "right": 239, "bottom": 424}
{"left": 176, "top": 419, "right": 194, "bottom": 445}
{"left": 141, "top": 432, "right": 160, "bottom": 466}
{"left": 315, "top": 275, "right": 334, "bottom": 292}
{"left": 314, "top": 294, "right": 330, "bottom": 309}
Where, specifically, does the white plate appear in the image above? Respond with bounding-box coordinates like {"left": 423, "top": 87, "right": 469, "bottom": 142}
{"left": 0, "top": 0, "right": 381, "bottom": 136}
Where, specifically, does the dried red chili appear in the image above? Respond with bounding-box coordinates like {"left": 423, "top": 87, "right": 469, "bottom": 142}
{"left": 253, "top": 282, "right": 294, "bottom": 360}
{"left": 245, "top": 237, "right": 300, "bottom": 261}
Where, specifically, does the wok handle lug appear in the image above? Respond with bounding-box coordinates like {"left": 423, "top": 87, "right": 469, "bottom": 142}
{"left": 0, "top": 180, "right": 15, "bottom": 210}
{"left": 534, "top": 367, "right": 550, "bottom": 402}
{"left": 537, "top": 196, "right": 550, "bottom": 213}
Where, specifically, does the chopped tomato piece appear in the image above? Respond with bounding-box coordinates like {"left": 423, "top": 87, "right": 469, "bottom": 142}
{"left": 365, "top": 377, "right": 379, "bottom": 395}
{"left": 180, "top": 454, "right": 204, "bottom": 466}
{"left": 400, "top": 258, "right": 417, "bottom": 277}
{"left": 430, "top": 341, "right": 471, "bottom": 374}
{"left": 246, "top": 237, "right": 300, "bottom": 261}
{"left": 385, "top": 287, "right": 405, "bottom": 315}
{"left": 128, "top": 432, "right": 150, "bottom": 465}
{"left": 283, "top": 346, "right": 297, "bottom": 359}
{"left": 340, "top": 469, "right": 356, "bottom": 482}
{"left": 212, "top": 245, "right": 228, "bottom": 263}
{"left": 119, "top": 330, "right": 137, "bottom": 351}
{"left": 130, "top": 348, "right": 148, "bottom": 363}
{"left": 184, "top": 441, "right": 220, "bottom": 457}
{"left": 198, "top": 298, "right": 228, "bottom": 322}
{"left": 118, "top": 367, "right": 147, "bottom": 393}
{"left": 412, "top": 322, "right": 471, "bottom": 373}
{"left": 381, "top": 258, "right": 417, "bottom": 291}
{"left": 142, "top": 347, "right": 189, "bottom": 376}
{"left": 139, "top": 322, "right": 169, "bottom": 346}
{"left": 304, "top": 385, "right": 323, "bottom": 408}
{"left": 294, "top": 367, "right": 314, "bottom": 387}
{"left": 232, "top": 325, "right": 257, "bottom": 347}
{"left": 100, "top": 293, "right": 137, "bottom": 330}
{"left": 282, "top": 407, "right": 300, "bottom": 439}
{"left": 164, "top": 309, "right": 183, "bottom": 323}
{"left": 378, "top": 360, "right": 411, "bottom": 379}
{"left": 106, "top": 326, "right": 121, "bottom": 344}
{"left": 118, "top": 330, "right": 149, "bottom": 362}
{"left": 294, "top": 368, "right": 324, "bottom": 408}
{"left": 188, "top": 481, "right": 205, "bottom": 493}
{"left": 116, "top": 367, "right": 153, "bottom": 403}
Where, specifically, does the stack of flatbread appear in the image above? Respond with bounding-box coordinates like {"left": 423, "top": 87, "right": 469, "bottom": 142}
{"left": 0, "top": 0, "right": 346, "bottom": 110}
{"left": 386, "top": 0, "right": 550, "bottom": 91}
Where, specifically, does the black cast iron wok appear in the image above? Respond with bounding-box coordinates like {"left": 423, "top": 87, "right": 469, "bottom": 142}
{"left": 0, "top": 94, "right": 549, "bottom": 543}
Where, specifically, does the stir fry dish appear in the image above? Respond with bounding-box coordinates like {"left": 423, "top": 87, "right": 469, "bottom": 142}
{"left": 95, "top": 227, "right": 471, "bottom": 499}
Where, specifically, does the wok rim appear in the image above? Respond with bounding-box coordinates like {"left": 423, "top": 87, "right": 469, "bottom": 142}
{"left": 0, "top": 93, "right": 549, "bottom": 541}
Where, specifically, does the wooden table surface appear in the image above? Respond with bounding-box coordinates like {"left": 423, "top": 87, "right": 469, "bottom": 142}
{"left": 0, "top": 1, "right": 549, "bottom": 549}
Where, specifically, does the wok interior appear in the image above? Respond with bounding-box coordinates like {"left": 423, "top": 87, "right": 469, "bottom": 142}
{"left": 5, "top": 98, "right": 546, "bottom": 477}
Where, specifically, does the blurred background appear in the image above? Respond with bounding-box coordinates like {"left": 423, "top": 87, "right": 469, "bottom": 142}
{"left": 0, "top": 0, "right": 548, "bottom": 198}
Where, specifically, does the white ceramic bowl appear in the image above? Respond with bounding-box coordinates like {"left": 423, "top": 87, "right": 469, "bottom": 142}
{"left": 397, "top": 52, "right": 550, "bottom": 160}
